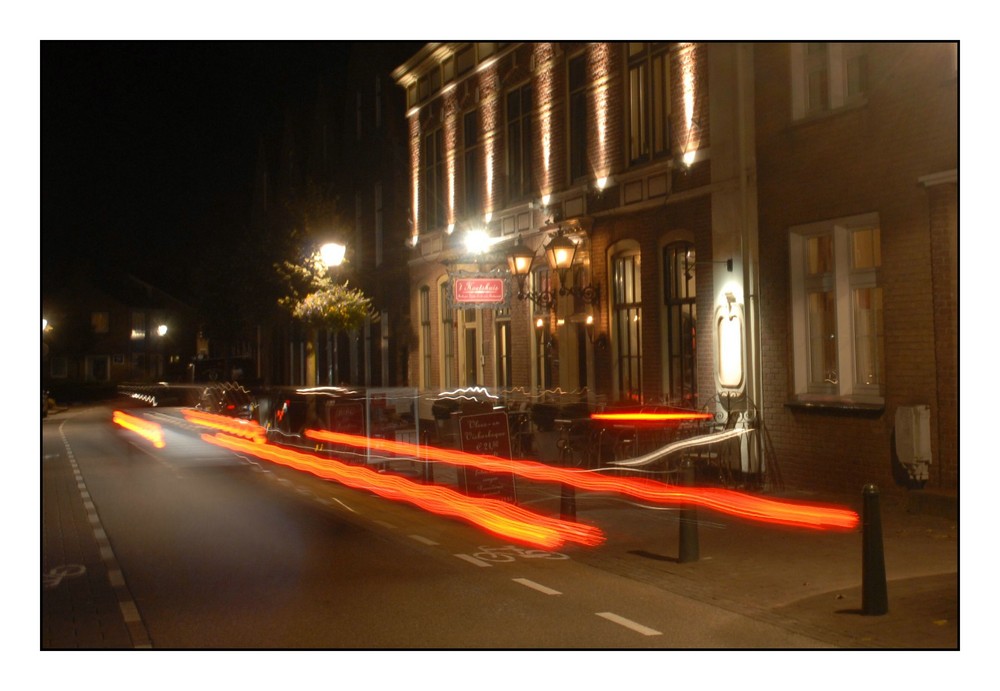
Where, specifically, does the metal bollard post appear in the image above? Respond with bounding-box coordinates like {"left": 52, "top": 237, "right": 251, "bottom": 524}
{"left": 678, "top": 458, "right": 699, "bottom": 563}
{"left": 862, "top": 483, "right": 888, "bottom": 615}
{"left": 560, "top": 483, "right": 576, "bottom": 520}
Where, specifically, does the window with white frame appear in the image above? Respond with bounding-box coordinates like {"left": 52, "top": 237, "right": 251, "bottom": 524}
{"left": 789, "top": 213, "right": 884, "bottom": 403}
{"left": 790, "top": 42, "right": 868, "bottom": 120}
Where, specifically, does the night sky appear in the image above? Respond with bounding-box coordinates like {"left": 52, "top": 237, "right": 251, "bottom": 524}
{"left": 41, "top": 41, "right": 354, "bottom": 300}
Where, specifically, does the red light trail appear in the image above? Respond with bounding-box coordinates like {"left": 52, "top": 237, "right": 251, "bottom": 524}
{"left": 304, "top": 428, "right": 859, "bottom": 531}
{"left": 112, "top": 410, "right": 165, "bottom": 449}
{"left": 181, "top": 409, "right": 267, "bottom": 444}
{"left": 589, "top": 412, "right": 715, "bottom": 423}
{"left": 201, "top": 431, "right": 605, "bottom": 550}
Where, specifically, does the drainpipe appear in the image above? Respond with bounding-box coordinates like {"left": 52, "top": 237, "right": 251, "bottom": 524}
{"left": 737, "top": 44, "right": 765, "bottom": 473}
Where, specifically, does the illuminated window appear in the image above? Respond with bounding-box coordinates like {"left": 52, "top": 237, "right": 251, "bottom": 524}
{"left": 568, "top": 53, "right": 589, "bottom": 182}
{"left": 130, "top": 311, "right": 146, "bottom": 341}
{"left": 791, "top": 42, "right": 869, "bottom": 120}
{"left": 439, "top": 280, "right": 455, "bottom": 388}
{"left": 421, "top": 126, "right": 445, "bottom": 231}
{"left": 91, "top": 311, "right": 109, "bottom": 334}
{"left": 463, "top": 110, "right": 482, "bottom": 217}
{"left": 789, "top": 213, "right": 884, "bottom": 402}
{"left": 627, "top": 43, "right": 671, "bottom": 165}
{"left": 533, "top": 268, "right": 553, "bottom": 391}
{"left": 419, "top": 286, "right": 431, "bottom": 390}
{"left": 495, "top": 307, "right": 512, "bottom": 389}
{"left": 663, "top": 242, "right": 696, "bottom": 404}
{"left": 506, "top": 83, "right": 534, "bottom": 203}
{"left": 612, "top": 248, "right": 643, "bottom": 403}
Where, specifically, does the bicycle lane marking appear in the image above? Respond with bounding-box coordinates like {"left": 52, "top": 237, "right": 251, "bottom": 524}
{"left": 57, "top": 419, "right": 154, "bottom": 649}
{"left": 454, "top": 554, "right": 493, "bottom": 567}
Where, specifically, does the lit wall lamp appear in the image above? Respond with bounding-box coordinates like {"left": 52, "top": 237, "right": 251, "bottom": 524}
{"left": 544, "top": 233, "right": 600, "bottom": 305}
{"left": 697, "top": 257, "right": 734, "bottom": 272}
{"left": 724, "top": 291, "right": 737, "bottom": 320}
{"left": 580, "top": 313, "right": 608, "bottom": 350}
{"left": 594, "top": 175, "right": 613, "bottom": 193}
{"left": 507, "top": 240, "right": 556, "bottom": 309}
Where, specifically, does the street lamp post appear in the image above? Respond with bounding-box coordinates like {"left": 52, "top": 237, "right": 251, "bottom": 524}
{"left": 321, "top": 242, "right": 346, "bottom": 386}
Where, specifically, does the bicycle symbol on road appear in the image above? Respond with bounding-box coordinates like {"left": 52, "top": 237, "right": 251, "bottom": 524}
{"left": 471, "top": 545, "right": 569, "bottom": 563}
{"left": 43, "top": 564, "right": 86, "bottom": 590}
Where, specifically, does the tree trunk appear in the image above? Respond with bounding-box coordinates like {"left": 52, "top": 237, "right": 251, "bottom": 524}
{"left": 305, "top": 326, "right": 318, "bottom": 387}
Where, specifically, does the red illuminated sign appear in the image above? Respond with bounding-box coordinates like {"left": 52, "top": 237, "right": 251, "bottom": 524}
{"left": 453, "top": 277, "right": 505, "bottom": 304}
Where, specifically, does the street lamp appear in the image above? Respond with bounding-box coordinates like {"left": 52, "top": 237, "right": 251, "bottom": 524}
{"left": 320, "top": 241, "right": 346, "bottom": 269}
{"left": 320, "top": 241, "right": 346, "bottom": 385}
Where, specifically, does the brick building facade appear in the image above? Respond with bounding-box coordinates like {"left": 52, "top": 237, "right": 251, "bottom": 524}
{"left": 392, "top": 42, "right": 957, "bottom": 495}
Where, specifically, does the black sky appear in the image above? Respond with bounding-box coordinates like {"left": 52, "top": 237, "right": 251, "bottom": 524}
{"left": 42, "top": 41, "right": 354, "bottom": 300}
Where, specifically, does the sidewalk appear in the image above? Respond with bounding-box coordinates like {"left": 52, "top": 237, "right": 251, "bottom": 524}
{"left": 41, "top": 408, "right": 149, "bottom": 649}
{"left": 517, "top": 479, "right": 959, "bottom": 649}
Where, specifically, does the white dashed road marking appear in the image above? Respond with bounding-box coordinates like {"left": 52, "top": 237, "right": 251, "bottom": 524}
{"left": 513, "top": 578, "right": 561, "bottom": 595}
{"left": 596, "top": 612, "right": 663, "bottom": 637}
{"left": 58, "top": 420, "right": 153, "bottom": 649}
{"left": 409, "top": 535, "right": 439, "bottom": 546}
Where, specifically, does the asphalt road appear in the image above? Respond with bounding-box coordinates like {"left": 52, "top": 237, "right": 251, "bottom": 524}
{"left": 43, "top": 405, "right": 834, "bottom": 649}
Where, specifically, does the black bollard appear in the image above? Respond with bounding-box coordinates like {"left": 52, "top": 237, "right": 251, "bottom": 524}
{"left": 678, "top": 458, "right": 699, "bottom": 563}
{"left": 862, "top": 483, "right": 889, "bottom": 615}
{"left": 560, "top": 483, "right": 576, "bottom": 520}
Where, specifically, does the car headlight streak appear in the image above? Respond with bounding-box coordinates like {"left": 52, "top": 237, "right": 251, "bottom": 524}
{"left": 113, "top": 410, "right": 165, "bottom": 449}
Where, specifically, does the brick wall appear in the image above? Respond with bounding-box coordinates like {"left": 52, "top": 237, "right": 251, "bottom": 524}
{"left": 754, "top": 43, "right": 957, "bottom": 494}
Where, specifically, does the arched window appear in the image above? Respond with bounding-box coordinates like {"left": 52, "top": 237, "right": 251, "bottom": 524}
{"left": 419, "top": 286, "right": 431, "bottom": 390}
{"left": 663, "top": 241, "right": 697, "bottom": 404}
{"left": 611, "top": 246, "right": 642, "bottom": 402}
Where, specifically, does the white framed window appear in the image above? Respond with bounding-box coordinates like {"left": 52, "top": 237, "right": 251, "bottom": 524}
{"left": 789, "top": 213, "right": 884, "bottom": 403}
{"left": 790, "top": 42, "right": 868, "bottom": 120}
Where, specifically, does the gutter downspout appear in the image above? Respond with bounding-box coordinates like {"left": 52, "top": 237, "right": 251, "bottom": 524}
{"left": 736, "top": 44, "right": 765, "bottom": 475}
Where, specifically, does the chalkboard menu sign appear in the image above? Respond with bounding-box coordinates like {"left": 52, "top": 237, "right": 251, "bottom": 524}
{"left": 459, "top": 411, "right": 517, "bottom": 503}
{"left": 329, "top": 402, "right": 365, "bottom": 435}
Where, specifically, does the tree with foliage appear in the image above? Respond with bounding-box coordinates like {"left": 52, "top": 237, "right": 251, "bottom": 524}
{"left": 276, "top": 248, "right": 372, "bottom": 385}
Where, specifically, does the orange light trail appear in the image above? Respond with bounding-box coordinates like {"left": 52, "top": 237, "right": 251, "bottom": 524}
{"left": 181, "top": 408, "right": 267, "bottom": 443}
{"left": 202, "top": 432, "right": 605, "bottom": 550}
{"left": 304, "top": 428, "right": 859, "bottom": 531}
{"left": 112, "top": 410, "right": 165, "bottom": 449}
{"left": 589, "top": 412, "right": 714, "bottom": 423}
